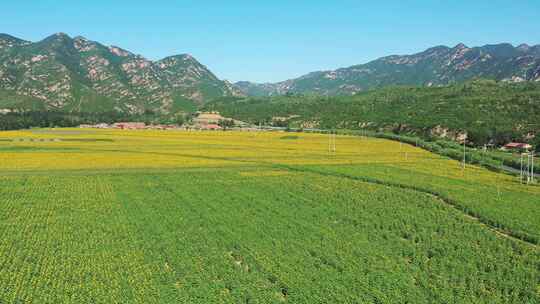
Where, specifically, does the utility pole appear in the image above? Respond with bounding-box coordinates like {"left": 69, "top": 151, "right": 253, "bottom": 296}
{"left": 333, "top": 132, "right": 336, "bottom": 153}
{"left": 497, "top": 160, "right": 503, "bottom": 198}
{"left": 520, "top": 153, "right": 524, "bottom": 184}
{"left": 527, "top": 152, "right": 535, "bottom": 184}
{"left": 462, "top": 139, "right": 466, "bottom": 171}
{"left": 527, "top": 153, "right": 531, "bottom": 185}
{"left": 328, "top": 131, "right": 333, "bottom": 154}
{"left": 532, "top": 153, "right": 535, "bottom": 183}
{"left": 328, "top": 131, "right": 330, "bottom": 155}
{"left": 524, "top": 152, "right": 531, "bottom": 185}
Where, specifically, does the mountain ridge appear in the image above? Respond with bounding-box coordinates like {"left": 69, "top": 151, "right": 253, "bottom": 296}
{"left": 235, "top": 42, "right": 540, "bottom": 96}
{"left": 0, "top": 33, "right": 242, "bottom": 113}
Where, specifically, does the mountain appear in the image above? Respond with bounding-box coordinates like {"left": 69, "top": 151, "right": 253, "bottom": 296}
{"left": 0, "top": 33, "right": 242, "bottom": 113}
{"left": 235, "top": 43, "right": 540, "bottom": 96}
{"left": 233, "top": 81, "right": 285, "bottom": 97}
{"left": 0, "top": 34, "right": 30, "bottom": 49}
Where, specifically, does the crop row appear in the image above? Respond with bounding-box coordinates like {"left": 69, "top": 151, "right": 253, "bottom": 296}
{"left": 0, "top": 170, "right": 537, "bottom": 303}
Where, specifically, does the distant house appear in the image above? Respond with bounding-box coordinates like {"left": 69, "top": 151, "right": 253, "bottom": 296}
{"left": 95, "top": 123, "right": 110, "bottom": 129}
{"left": 233, "top": 120, "right": 248, "bottom": 127}
{"left": 503, "top": 142, "right": 532, "bottom": 151}
{"left": 192, "top": 112, "right": 223, "bottom": 125}
{"left": 149, "top": 124, "right": 177, "bottom": 130}
{"left": 113, "top": 122, "right": 146, "bottom": 130}
{"left": 202, "top": 124, "right": 222, "bottom": 130}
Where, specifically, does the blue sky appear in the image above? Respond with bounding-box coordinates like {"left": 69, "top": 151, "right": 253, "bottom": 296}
{"left": 2, "top": 1, "right": 539, "bottom": 82}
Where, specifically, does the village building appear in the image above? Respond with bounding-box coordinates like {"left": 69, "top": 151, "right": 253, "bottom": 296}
{"left": 113, "top": 122, "right": 146, "bottom": 130}
{"left": 502, "top": 142, "right": 532, "bottom": 151}
{"left": 146, "top": 124, "right": 178, "bottom": 130}
{"left": 192, "top": 112, "right": 225, "bottom": 126}
{"left": 95, "top": 123, "right": 110, "bottom": 129}
{"left": 200, "top": 124, "right": 222, "bottom": 130}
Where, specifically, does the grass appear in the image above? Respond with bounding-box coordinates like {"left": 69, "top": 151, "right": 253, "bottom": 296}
{"left": 0, "top": 128, "right": 538, "bottom": 303}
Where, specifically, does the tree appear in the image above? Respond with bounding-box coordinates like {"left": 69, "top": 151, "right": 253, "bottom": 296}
{"left": 532, "top": 136, "right": 540, "bottom": 153}
{"left": 273, "top": 119, "right": 289, "bottom": 128}
{"left": 218, "top": 119, "right": 234, "bottom": 130}
{"left": 467, "top": 127, "right": 492, "bottom": 147}
{"left": 491, "top": 128, "right": 519, "bottom": 146}
{"left": 175, "top": 115, "right": 185, "bottom": 126}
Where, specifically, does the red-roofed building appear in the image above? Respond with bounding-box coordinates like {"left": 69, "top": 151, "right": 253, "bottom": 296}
{"left": 202, "top": 124, "right": 222, "bottom": 130}
{"left": 503, "top": 142, "right": 532, "bottom": 151}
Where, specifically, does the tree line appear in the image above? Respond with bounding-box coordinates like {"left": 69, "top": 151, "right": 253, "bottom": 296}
{"left": 0, "top": 111, "right": 140, "bottom": 131}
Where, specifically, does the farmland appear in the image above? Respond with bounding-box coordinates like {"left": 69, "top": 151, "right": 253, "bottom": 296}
{"left": 0, "top": 129, "right": 538, "bottom": 303}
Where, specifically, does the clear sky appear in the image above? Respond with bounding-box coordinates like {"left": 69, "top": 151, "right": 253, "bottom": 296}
{"left": 2, "top": 1, "right": 539, "bottom": 83}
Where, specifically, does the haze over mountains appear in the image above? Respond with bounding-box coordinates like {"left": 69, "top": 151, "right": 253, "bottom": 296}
{"left": 0, "top": 33, "right": 241, "bottom": 113}
{"left": 1, "top": 33, "right": 540, "bottom": 113}
{"left": 235, "top": 43, "right": 540, "bottom": 96}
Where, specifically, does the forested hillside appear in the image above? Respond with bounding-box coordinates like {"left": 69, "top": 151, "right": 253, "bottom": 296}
{"left": 208, "top": 80, "right": 540, "bottom": 147}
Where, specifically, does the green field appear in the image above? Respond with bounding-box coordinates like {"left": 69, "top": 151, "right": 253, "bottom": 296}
{"left": 0, "top": 129, "right": 538, "bottom": 303}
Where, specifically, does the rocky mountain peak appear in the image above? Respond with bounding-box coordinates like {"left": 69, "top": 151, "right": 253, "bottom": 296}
{"left": 160, "top": 54, "right": 194, "bottom": 63}
{"left": 38, "top": 33, "right": 75, "bottom": 50}
{"left": 453, "top": 43, "right": 468, "bottom": 50}
{"left": 44, "top": 32, "right": 72, "bottom": 42}
{"left": 0, "top": 33, "right": 29, "bottom": 49}
{"left": 0, "top": 33, "right": 22, "bottom": 41}
{"left": 108, "top": 46, "right": 133, "bottom": 57}
{"left": 157, "top": 54, "right": 203, "bottom": 71}
{"left": 73, "top": 36, "right": 101, "bottom": 52}
{"left": 73, "top": 35, "right": 89, "bottom": 42}
{"left": 181, "top": 54, "right": 194, "bottom": 60}
{"left": 517, "top": 43, "right": 531, "bottom": 51}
